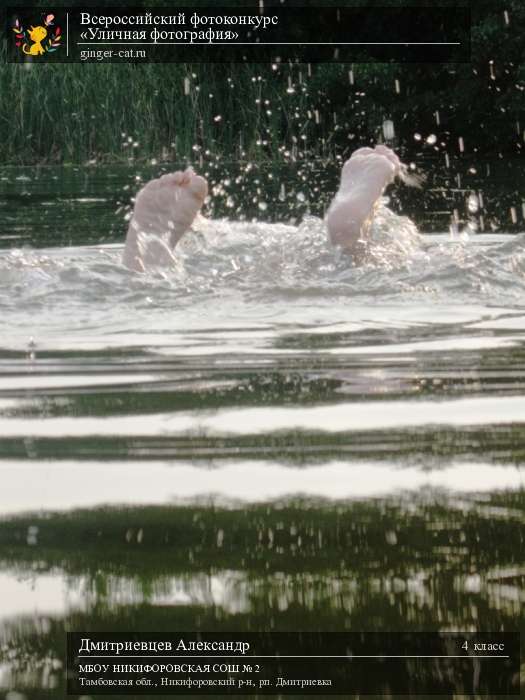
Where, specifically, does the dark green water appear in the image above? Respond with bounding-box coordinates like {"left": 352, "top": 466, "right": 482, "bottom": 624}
{"left": 1, "top": 155, "right": 524, "bottom": 252}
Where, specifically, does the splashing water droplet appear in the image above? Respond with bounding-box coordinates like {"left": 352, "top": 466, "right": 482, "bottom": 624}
{"left": 467, "top": 193, "right": 479, "bottom": 213}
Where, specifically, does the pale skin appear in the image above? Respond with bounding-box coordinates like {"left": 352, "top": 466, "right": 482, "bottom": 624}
{"left": 325, "top": 145, "right": 423, "bottom": 256}
{"left": 122, "top": 167, "right": 208, "bottom": 272}
{"left": 122, "top": 147, "right": 421, "bottom": 271}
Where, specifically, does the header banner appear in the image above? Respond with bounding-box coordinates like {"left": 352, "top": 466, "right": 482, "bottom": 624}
{"left": 4, "top": 6, "right": 471, "bottom": 63}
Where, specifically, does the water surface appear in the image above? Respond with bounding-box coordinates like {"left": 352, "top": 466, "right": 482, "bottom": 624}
{"left": 0, "top": 162, "right": 524, "bottom": 698}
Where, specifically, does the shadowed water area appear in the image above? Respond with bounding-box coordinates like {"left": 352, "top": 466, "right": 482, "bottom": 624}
{"left": 0, "top": 159, "right": 524, "bottom": 698}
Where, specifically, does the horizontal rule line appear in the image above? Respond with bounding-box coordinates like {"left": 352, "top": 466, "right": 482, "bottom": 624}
{"left": 75, "top": 42, "right": 462, "bottom": 46}
{"left": 77, "top": 655, "right": 510, "bottom": 659}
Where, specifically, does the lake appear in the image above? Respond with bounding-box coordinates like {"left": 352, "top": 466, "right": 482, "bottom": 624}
{"left": 0, "top": 159, "right": 524, "bottom": 698}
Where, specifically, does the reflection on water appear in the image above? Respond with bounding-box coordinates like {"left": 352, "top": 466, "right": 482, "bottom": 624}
{"left": 0, "top": 497, "right": 524, "bottom": 695}
{"left": 0, "top": 163, "right": 524, "bottom": 697}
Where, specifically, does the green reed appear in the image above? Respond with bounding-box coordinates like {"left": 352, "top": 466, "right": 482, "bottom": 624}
{"left": 0, "top": 50, "right": 343, "bottom": 165}
{"left": 2, "top": 41, "right": 522, "bottom": 167}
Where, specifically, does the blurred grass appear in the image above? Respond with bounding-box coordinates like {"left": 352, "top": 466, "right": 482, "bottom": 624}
{"left": 0, "top": 30, "right": 410, "bottom": 167}
{"left": 0, "top": 43, "right": 345, "bottom": 165}
{"left": 1, "top": 42, "right": 523, "bottom": 166}
{"left": 1, "top": 0, "right": 524, "bottom": 165}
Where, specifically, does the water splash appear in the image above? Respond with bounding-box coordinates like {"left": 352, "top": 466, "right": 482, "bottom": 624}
{"left": 1, "top": 205, "right": 525, "bottom": 352}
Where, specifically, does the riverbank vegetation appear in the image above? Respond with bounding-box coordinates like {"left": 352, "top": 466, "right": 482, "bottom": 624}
{"left": 1, "top": 1, "right": 523, "bottom": 165}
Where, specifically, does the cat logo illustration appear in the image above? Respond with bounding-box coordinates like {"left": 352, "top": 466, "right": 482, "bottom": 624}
{"left": 12, "top": 13, "right": 62, "bottom": 56}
